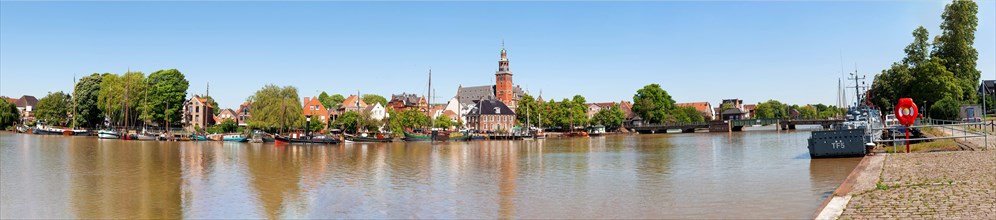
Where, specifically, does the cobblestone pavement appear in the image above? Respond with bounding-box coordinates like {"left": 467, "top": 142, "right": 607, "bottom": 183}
{"left": 839, "top": 150, "right": 996, "bottom": 219}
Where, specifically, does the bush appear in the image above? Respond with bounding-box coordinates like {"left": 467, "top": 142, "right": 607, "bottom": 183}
{"left": 930, "top": 96, "right": 960, "bottom": 120}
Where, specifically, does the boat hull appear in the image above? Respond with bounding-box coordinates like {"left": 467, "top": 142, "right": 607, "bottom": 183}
{"left": 808, "top": 128, "right": 868, "bottom": 158}
{"left": 274, "top": 135, "right": 340, "bottom": 144}
{"left": 97, "top": 130, "right": 121, "bottom": 139}
{"left": 345, "top": 134, "right": 392, "bottom": 143}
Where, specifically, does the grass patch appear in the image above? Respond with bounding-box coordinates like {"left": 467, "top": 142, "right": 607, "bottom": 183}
{"left": 920, "top": 127, "right": 945, "bottom": 137}
{"left": 876, "top": 182, "right": 890, "bottom": 190}
{"left": 883, "top": 139, "right": 961, "bottom": 153}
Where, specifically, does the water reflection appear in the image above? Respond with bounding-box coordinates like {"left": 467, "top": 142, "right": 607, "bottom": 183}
{"left": 1, "top": 131, "right": 858, "bottom": 219}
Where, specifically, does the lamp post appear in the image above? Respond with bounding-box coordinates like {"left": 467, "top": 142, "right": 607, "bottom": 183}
{"left": 306, "top": 115, "right": 311, "bottom": 139}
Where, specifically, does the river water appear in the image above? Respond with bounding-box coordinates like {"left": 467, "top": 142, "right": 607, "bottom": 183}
{"left": 0, "top": 128, "right": 859, "bottom": 219}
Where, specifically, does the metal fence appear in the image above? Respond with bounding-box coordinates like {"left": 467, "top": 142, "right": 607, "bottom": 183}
{"left": 874, "top": 118, "right": 990, "bottom": 152}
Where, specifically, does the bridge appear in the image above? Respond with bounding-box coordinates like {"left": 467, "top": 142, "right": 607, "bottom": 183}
{"left": 631, "top": 122, "right": 709, "bottom": 134}
{"left": 630, "top": 118, "right": 844, "bottom": 134}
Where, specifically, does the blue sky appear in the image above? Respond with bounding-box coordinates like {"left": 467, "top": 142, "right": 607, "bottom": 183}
{"left": 2, "top": 1, "right": 994, "bottom": 110}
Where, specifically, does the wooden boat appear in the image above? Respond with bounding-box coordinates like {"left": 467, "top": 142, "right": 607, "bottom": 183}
{"left": 97, "top": 130, "right": 121, "bottom": 139}
{"left": 32, "top": 126, "right": 64, "bottom": 135}
{"left": 404, "top": 131, "right": 434, "bottom": 142}
{"left": 70, "top": 129, "right": 91, "bottom": 136}
{"left": 345, "top": 133, "right": 392, "bottom": 143}
{"left": 223, "top": 134, "right": 248, "bottom": 142}
{"left": 274, "top": 135, "right": 340, "bottom": 144}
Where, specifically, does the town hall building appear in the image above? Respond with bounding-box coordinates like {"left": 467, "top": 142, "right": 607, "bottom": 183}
{"left": 456, "top": 42, "right": 524, "bottom": 112}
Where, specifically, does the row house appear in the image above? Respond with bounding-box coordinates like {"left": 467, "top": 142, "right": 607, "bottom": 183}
{"left": 387, "top": 93, "right": 427, "bottom": 113}
{"left": 340, "top": 95, "right": 368, "bottom": 113}
{"left": 182, "top": 95, "right": 215, "bottom": 131}
{"left": 303, "top": 96, "right": 330, "bottom": 124}
{"left": 11, "top": 95, "right": 38, "bottom": 122}
{"left": 216, "top": 108, "right": 237, "bottom": 123}
{"left": 236, "top": 102, "right": 251, "bottom": 126}
{"left": 364, "top": 103, "right": 388, "bottom": 121}
{"left": 586, "top": 102, "right": 617, "bottom": 119}
{"left": 466, "top": 99, "right": 516, "bottom": 132}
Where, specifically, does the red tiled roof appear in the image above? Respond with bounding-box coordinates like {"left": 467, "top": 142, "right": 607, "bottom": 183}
{"left": 341, "top": 95, "right": 367, "bottom": 108}
{"left": 676, "top": 102, "right": 712, "bottom": 114}
{"left": 588, "top": 102, "right": 616, "bottom": 108}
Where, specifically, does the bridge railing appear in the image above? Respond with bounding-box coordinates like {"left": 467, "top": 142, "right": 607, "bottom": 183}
{"left": 634, "top": 122, "right": 709, "bottom": 128}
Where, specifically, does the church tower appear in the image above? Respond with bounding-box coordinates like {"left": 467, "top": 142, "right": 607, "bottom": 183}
{"left": 495, "top": 40, "right": 514, "bottom": 106}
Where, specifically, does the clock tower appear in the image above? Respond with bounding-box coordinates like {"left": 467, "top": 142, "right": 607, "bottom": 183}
{"left": 495, "top": 41, "right": 514, "bottom": 106}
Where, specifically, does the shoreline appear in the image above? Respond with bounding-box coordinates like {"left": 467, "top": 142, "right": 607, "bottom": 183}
{"left": 814, "top": 128, "right": 995, "bottom": 219}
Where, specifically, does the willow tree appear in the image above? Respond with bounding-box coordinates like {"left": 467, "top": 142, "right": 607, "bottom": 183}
{"left": 246, "top": 84, "right": 304, "bottom": 133}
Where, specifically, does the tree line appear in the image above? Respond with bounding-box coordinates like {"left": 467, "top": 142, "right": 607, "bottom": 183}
{"left": 5, "top": 69, "right": 190, "bottom": 129}
{"left": 869, "top": 0, "right": 984, "bottom": 120}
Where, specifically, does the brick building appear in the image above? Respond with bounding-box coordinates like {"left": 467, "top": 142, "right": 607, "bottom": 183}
{"left": 466, "top": 99, "right": 516, "bottom": 132}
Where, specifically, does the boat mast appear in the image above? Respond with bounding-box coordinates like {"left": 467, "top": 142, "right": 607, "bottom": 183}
{"left": 356, "top": 90, "right": 361, "bottom": 133}
{"left": 427, "top": 67, "right": 431, "bottom": 130}
{"left": 72, "top": 75, "right": 77, "bottom": 129}
{"left": 124, "top": 71, "right": 130, "bottom": 133}
{"left": 538, "top": 90, "right": 542, "bottom": 132}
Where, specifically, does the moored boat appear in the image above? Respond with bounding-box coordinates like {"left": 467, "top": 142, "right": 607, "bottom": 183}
{"left": 587, "top": 125, "right": 607, "bottom": 136}
{"left": 403, "top": 131, "right": 434, "bottom": 142}
{"left": 98, "top": 130, "right": 121, "bottom": 139}
{"left": 274, "top": 135, "right": 340, "bottom": 144}
{"left": 223, "top": 134, "right": 248, "bottom": 142}
{"left": 32, "top": 125, "right": 64, "bottom": 135}
{"left": 345, "top": 133, "right": 392, "bottom": 143}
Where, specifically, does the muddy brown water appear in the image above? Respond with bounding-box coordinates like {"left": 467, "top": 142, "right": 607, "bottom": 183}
{"left": 0, "top": 129, "right": 859, "bottom": 219}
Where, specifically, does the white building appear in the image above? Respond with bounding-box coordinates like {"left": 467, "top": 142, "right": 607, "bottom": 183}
{"left": 364, "top": 102, "right": 388, "bottom": 121}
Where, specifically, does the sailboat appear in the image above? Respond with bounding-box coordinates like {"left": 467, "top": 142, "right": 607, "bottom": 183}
{"left": 522, "top": 91, "right": 534, "bottom": 140}
{"left": 97, "top": 83, "right": 121, "bottom": 139}
{"left": 135, "top": 79, "right": 158, "bottom": 141}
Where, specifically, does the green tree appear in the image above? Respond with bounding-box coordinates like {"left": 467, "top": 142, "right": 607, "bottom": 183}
{"left": 434, "top": 114, "right": 453, "bottom": 129}
{"left": 317, "top": 92, "right": 334, "bottom": 109}
{"left": 0, "top": 99, "right": 20, "bottom": 128}
{"left": 754, "top": 100, "right": 788, "bottom": 119}
{"left": 516, "top": 94, "right": 539, "bottom": 126}
{"left": 798, "top": 105, "right": 818, "bottom": 119}
{"left": 245, "top": 84, "right": 304, "bottom": 133}
{"left": 122, "top": 71, "right": 147, "bottom": 126}
{"left": 218, "top": 119, "right": 238, "bottom": 133}
{"left": 73, "top": 73, "right": 103, "bottom": 128}
{"left": 719, "top": 103, "right": 737, "bottom": 114}
{"left": 632, "top": 84, "right": 675, "bottom": 124}
{"left": 146, "top": 69, "right": 189, "bottom": 127}
{"left": 361, "top": 94, "right": 388, "bottom": 106}
{"left": 590, "top": 104, "right": 627, "bottom": 129}
{"left": 98, "top": 73, "right": 124, "bottom": 126}
{"left": 930, "top": 96, "right": 960, "bottom": 120}
{"left": 671, "top": 106, "right": 704, "bottom": 123}
{"left": 902, "top": 26, "right": 931, "bottom": 67}
{"left": 932, "top": 0, "right": 980, "bottom": 103}
{"left": 204, "top": 96, "right": 219, "bottom": 115}
{"left": 912, "top": 58, "right": 962, "bottom": 111}
{"left": 333, "top": 111, "right": 360, "bottom": 133}
{"left": 307, "top": 117, "right": 325, "bottom": 133}
{"left": 329, "top": 94, "right": 345, "bottom": 109}
{"left": 36, "top": 92, "right": 72, "bottom": 126}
